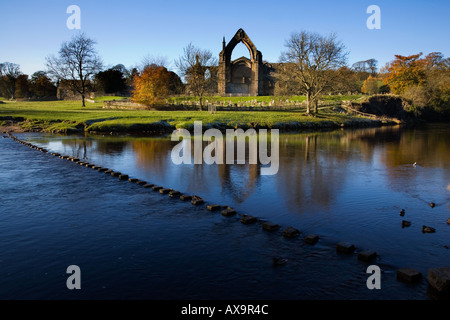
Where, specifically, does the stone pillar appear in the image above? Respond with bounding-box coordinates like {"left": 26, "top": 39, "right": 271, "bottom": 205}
{"left": 218, "top": 50, "right": 226, "bottom": 95}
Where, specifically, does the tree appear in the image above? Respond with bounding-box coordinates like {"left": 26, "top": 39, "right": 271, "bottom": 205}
{"left": 279, "top": 31, "right": 348, "bottom": 114}
{"left": 30, "top": 71, "right": 57, "bottom": 98}
{"left": 383, "top": 52, "right": 449, "bottom": 117}
{"left": 46, "top": 33, "right": 102, "bottom": 106}
{"left": 382, "top": 53, "right": 426, "bottom": 94}
{"left": 15, "top": 74, "right": 30, "bottom": 98}
{"left": 176, "top": 43, "right": 217, "bottom": 111}
{"left": 132, "top": 64, "right": 172, "bottom": 106}
{"left": 0, "top": 62, "right": 22, "bottom": 99}
{"left": 329, "top": 66, "right": 361, "bottom": 94}
{"left": 95, "top": 68, "right": 127, "bottom": 94}
{"left": 361, "top": 75, "right": 379, "bottom": 94}
{"left": 352, "top": 59, "right": 378, "bottom": 75}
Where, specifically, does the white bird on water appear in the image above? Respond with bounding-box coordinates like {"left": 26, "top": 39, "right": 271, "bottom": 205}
{"left": 413, "top": 162, "right": 417, "bottom": 167}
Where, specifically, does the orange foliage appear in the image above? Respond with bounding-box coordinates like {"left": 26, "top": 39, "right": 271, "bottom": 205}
{"left": 382, "top": 53, "right": 426, "bottom": 94}
{"left": 132, "top": 65, "right": 171, "bottom": 106}
{"left": 361, "top": 75, "right": 379, "bottom": 94}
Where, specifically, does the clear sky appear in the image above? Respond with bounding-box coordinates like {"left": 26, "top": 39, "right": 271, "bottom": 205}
{"left": 1, "top": 0, "right": 449, "bottom": 76}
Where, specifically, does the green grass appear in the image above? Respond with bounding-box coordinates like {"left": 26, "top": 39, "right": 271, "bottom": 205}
{"left": 0, "top": 98, "right": 381, "bottom": 133}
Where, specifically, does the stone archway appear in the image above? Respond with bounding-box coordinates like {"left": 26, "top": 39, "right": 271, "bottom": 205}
{"left": 218, "top": 28, "right": 263, "bottom": 96}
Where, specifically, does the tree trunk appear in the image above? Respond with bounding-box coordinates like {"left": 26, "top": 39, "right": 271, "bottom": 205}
{"left": 306, "top": 91, "right": 311, "bottom": 115}
{"left": 313, "top": 99, "right": 318, "bottom": 114}
{"left": 81, "top": 94, "right": 85, "bottom": 107}
{"left": 199, "top": 95, "right": 203, "bottom": 111}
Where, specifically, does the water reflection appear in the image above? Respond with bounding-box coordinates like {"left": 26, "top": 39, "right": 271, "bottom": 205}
{"left": 37, "top": 124, "right": 450, "bottom": 215}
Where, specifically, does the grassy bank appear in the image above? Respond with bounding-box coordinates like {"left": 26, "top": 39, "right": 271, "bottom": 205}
{"left": 167, "top": 94, "right": 364, "bottom": 105}
{"left": 0, "top": 99, "right": 394, "bottom": 134}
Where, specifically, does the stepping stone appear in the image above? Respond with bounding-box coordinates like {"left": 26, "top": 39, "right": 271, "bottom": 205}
{"left": 304, "top": 234, "right": 319, "bottom": 245}
{"left": 137, "top": 180, "right": 147, "bottom": 185}
{"left": 111, "top": 171, "right": 121, "bottom": 177}
{"left": 428, "top": 267, "right": 450, "bottom": 296}
{"left": 397, "top": 268, "right": 422, "bottom": 283}
{"left": 72, "top": 158, "right": 80, "bottom": 162}
{"left": 152, "top": 186, "right": 163, "bottom": 191}
{"left": 143, "top": 184, "right": 154, "bottom": 188}
{"left": 262, "top": 222, "right": 280, "bottom": 231}
{"left": 336, "top": 242, "right": 355, "bottom": 254}
{"left": 98, "top": 167, "right": 108, "bottom": 172}
{"left": 283, "top": 226, "right": 300, "bottom": 238}
{"left": 357, "top": 250, "right": 377, "bottom": 262}
{"left": 128, "top": 178, "right": 139, "bottom": 183}
{"left": 221, "top": 207, "right": 236, "bottom": 217}
{"left": 105, "top": 169, "right": 114, "bottom": 174}
{"left": 240, "top": 215, "right": 257, "bottom": 224}
{"left": 159, "top": 188, "right": 171, "bottom": 194}
{"left": 191, "top": 196, "right": 204, "bottom": 205}
{"left": 422, "top": 225, "right": 436, "bottom": 233}
{"left": 169, "top": 190, "right": 181, "bottom": 197}
{"left": 118, "top": 174, "right": 129, "bottom": 180}
{"left": 92, "top": 166, "right": 101, "bottom": 170}
{"left": 401, "top": 220, "right": 411, "bottom": 228}
{"left": 207, "top": 204, "right": 221, "bottom": 211}
{"left": 180, "top": 195, "right": 192, "bottom": 201}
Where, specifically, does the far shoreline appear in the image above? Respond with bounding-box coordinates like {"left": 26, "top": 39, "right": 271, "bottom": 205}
{"left": 1, "top": 117, "right": 401, "bottom": 136}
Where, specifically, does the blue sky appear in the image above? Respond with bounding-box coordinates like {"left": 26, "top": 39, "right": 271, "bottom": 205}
{"left": 0, "top": 0, "right": 449, "bottom": 76}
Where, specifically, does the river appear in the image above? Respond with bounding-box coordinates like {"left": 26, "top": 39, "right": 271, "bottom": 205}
{"left": 0, "top": 123, "right": 449, "bottom": 300}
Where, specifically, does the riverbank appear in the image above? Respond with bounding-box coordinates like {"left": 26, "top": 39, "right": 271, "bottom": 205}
{"left": 0, "top": 100, "right": 400, "bottom": 135}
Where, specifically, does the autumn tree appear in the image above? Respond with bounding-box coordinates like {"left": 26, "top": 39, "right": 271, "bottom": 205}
{"left": 278, "top": 31, "right": 348, "bottom": 114}
{"left": 382, "top": 53, "right": 426, "bottom": 94}
{"left": 383, "top": 52, "right": 449, "bottom": 118}
{"left": 361, "top": 75, "right": 379, "bottom": 95}
{"left": 132, "top": 64, "right": 173, "bottom": 106}
{"left": 46, "top": 33, "right": 102, "bottom": 106}
{"left": 0, "top": 62, "right": 22, "bottom": 99}
{"left": 176, "top": 43, "right": 217, "bottom": 111}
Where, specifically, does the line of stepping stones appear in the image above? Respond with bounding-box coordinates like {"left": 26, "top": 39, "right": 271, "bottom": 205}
{"left": 3, "top": 132, "right": 450, "bottom": 297}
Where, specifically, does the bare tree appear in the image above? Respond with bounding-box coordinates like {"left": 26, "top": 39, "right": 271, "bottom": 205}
{"left": 0, "top": 62, "right": 22, "bottom": 99}
{"left": 46, "top": 33, "right": 102, "bottom": 106}
{"left": 279, "top": 31, "right": 348, "bottom": 115}
{"left": 176, "top": 43, "right": 217, "bottom": 111}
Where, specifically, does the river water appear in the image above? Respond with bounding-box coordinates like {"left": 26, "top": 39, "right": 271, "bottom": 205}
{"left": 0, "top": 124, "right": 449, "bottom": 300}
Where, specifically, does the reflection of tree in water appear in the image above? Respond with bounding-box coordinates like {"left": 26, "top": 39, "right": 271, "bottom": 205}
{"left": 277, "top": 132, "right": 355, "bottom": 213}
{"left": 374, "top": 125, "right": 450, "bottom": 197}
{"left": 61, "top": 137, "right": 94, "bottom": 160}
{"left": 132, "top": 139, "right": 175, "bottom": 173}
{"left": 61, "top": 137, "right": 133, "bottom": 161}
{"left": 217, "top": 163, "right": 260, "bottom": 204}
{"left": 96, "top": 140, "right": 127, "bottom": 155}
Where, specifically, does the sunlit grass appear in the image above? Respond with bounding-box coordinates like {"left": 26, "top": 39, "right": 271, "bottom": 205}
{"left": 0, "top": 99, "right": 374, "bottom": 133}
